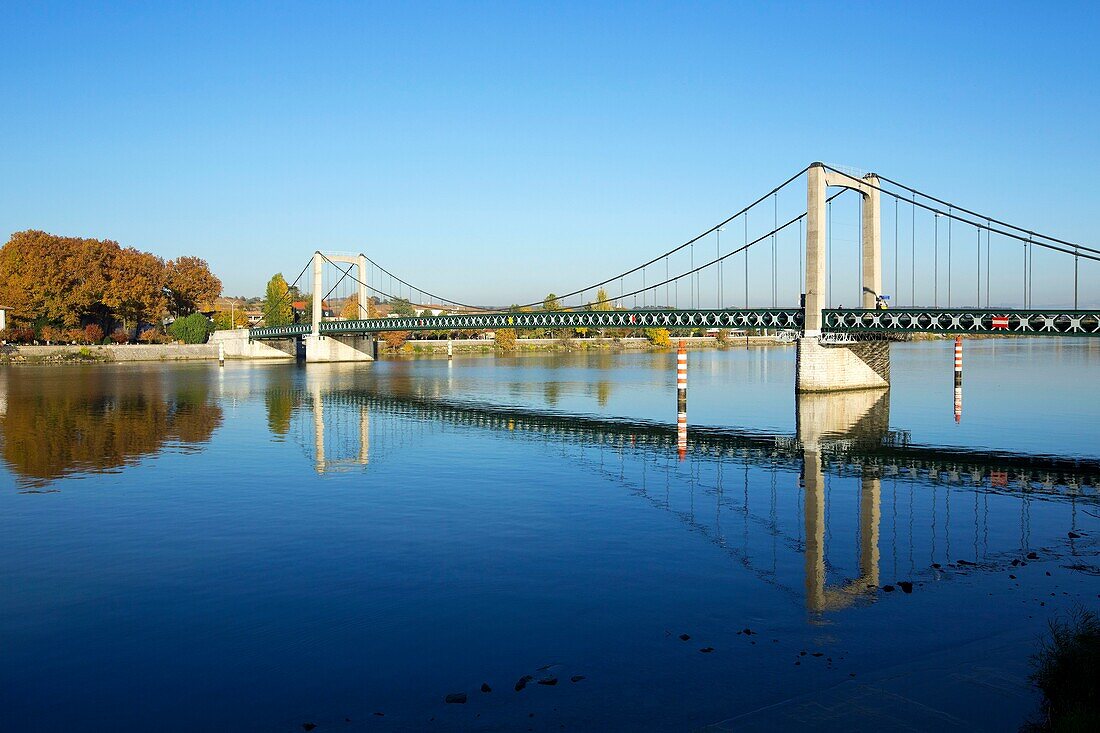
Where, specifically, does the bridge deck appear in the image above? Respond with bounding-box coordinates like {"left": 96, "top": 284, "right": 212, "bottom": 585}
{"left": 248, "top": 307, "right": 1100, "bottom": 340}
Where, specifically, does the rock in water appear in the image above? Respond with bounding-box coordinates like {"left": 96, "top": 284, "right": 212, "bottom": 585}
{"left": 882, "top": 585, "right": 895, "bottom": 592}
{"left": 481, "top": 682, "right": 492, "bottom": 693}
{"left": 699, "top": 647, "right": 714, "bottom": 653}
{"left": 1027, "top": 552, "right": 1039, "bottom": 559}
{"left": 1068, "top": 531, "right": 1081, "bottom": 538}
{"left": 570, "top": 675, "right": 586, "bottom": 683}
{"left": 515, "top": 675, "right": 533, "bottom": 692}
{"left": 679, "top": 633, "right": 691, "bottom": 641}
{"left": 445, "top": 693, "right": 467, "bottom": 704}
{"left": 538, "top": 677, "right": 558, "bottom": 686}
{"left": 302, "top": 725, "right": 317, "bottom": 732}
{"left": 898, "top": 581, "right": 913, "bottom": 593}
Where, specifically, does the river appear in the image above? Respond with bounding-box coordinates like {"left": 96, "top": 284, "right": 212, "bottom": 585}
{"left": 1, "top": 339, "right": 1097, "bottom": 731}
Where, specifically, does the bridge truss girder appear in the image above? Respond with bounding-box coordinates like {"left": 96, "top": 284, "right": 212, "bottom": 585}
{"left": 248, "top": 306, "right": 1100, "bottom": 340}
{"left": 824, "top": 308, "right": 1100, "bottom": 336}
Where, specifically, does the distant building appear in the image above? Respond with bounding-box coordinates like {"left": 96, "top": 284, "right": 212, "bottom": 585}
{"left": 0, "top": 305, "right": 8, "bottom": 332}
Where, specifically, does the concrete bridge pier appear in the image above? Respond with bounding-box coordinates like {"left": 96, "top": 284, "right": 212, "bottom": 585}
{"left": 304, "top": 334, "right": 375, "bottom": 363}
{"left": 210, "top": 329, "right": 296, "bottom": 360}
{"left": 798, "top": 162, "right": 889, "bottom": 392}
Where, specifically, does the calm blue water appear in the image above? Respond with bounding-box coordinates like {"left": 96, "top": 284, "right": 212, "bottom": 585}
{"left": 0, "top": 340, "right": 1097, "bottom": 731}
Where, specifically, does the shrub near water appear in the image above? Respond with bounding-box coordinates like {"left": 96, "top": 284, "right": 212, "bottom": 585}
{"left": 1027, "top": 607, "right": 1100, "bottom": 731}
{"left": 167, "top": 313, "right": 213, "bottom": 344}
{"left": 494, "top": 329, "right": 517, "bottom": 351}
{"left": 644, "top": 328, "right": 671, "bottom": 348}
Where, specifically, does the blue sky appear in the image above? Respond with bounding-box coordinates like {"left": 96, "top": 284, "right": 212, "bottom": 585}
{"left": 2, "top": 1, "right": 1097, "bottom": 306}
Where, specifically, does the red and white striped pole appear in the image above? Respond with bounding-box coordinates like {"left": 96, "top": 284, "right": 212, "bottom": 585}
{"left": 953, "top": 336, "right": 963, "bottom": 423}
{"left": 676, "top": 341, "right": 687, "bottom": 460}
{"left": 953, "top": 336, "right": 963, "bottom": 387}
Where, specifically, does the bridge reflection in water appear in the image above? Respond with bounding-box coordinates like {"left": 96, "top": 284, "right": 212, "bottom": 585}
{"left": 282, "top": 373, "right": 1097, "bottom": 617}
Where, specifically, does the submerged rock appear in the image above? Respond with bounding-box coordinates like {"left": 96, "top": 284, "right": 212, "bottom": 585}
{"left": 515, "top": 675, "right": 534, "bottom": 692}
{"left": 481, "top": 683, "right": 492, "bottom": 693}
{"left": 538, "top": 677, "right": 558, "bottom": 686}
{"left": 302, "top": 725, "right": 317, "bottom": 732}
{"left": 699, "top": 647, "right": 714, "bottom": 653}
{"left": 1068, "top": 531, "right": 1081, "bottom": 538}
{"left": 570, "top": 675, "right": 586, "bottom": 683}
{"left": 883, "top": 584, "right": 895, "bottom": 592}
{"left": 445, "top": 692, "right": 467, "bottom": 704}
{"left": 679, "top": 633, "right": 691, "bottom": 641}
{"left": 1027, "top": 552, "right": 1039, "bottom": 559}
{"left": 898, "top": 581, "right": 913, "bottom": 593}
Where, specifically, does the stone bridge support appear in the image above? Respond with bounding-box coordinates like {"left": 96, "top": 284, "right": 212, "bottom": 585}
{"left": 304, "top": 333, "right": 375, "bottom": 363}
{"left": 800, "top": 162, "right": 889, "bottom": 391}
{"left": 210, "top": 329, "right": 296, "bottom": 359}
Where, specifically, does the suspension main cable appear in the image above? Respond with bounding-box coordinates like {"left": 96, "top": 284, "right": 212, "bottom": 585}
{"left": 580, "top": 189, "right": 849, "bottom": 309}
{"left": 874, "top": 172, "right": 1100, "bottom": 255}
{"left": 317, "top": 253, "right": 427, "bottom": 307}
{"left": 507, "top": 165, "right": 814, "bottom": 311}
{"left": 822, "top": 165, "right": 1100, "bottom": 261}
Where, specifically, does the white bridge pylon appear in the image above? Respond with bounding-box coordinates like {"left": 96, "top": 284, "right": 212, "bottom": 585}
{"left": 313, "top": 251, "right": 369, "bottom": 334}
{"left": 306, "top": 251, "right": 375, "bottom": 363}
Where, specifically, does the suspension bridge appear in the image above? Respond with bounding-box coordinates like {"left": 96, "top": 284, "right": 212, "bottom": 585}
{"left": 217, "top": 162, "right": 1100, "bottom": 391}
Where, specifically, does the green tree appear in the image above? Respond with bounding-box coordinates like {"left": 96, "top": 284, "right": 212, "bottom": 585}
{"left": 391, "top": 298, "right": 416, "bottom": 316}
{"left": 263, "top": 273, "right": 294, "bottom": 326}
{"left": 591, "top": 287, "right": 612, "bottom": 311}
{"left": 168, "top": 313, "right": 213, "bottom": 344}
{"left": 543, "top": 293, "right": 561, "bottom": 311}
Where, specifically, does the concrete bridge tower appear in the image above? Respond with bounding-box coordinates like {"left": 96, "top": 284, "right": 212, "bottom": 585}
{"left": 798, "top": 163, "right": 890, "bottom": 392}
{"left": 304, "top": 251, "right": 375, "bottom": 363}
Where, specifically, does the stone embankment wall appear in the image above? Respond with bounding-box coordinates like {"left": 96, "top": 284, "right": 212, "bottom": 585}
{"left": 1, "top": 344, "right": 218, "bottom": 364}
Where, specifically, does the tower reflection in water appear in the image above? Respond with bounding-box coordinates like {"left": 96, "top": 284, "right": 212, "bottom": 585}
{"left": 289, "top": 373, "right": 1096, "bottom": 618}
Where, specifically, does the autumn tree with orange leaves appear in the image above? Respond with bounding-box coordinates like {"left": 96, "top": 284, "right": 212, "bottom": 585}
{"left": 0, "top": 230, "right": 222, "bottom": 338}
{"left": 165, "top": 256, "right": 222, "bottom": 317}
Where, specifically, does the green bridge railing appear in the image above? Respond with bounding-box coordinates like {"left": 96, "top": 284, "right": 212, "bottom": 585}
{"left": 247, "top": 307, "right": 1100, "bottom": 340}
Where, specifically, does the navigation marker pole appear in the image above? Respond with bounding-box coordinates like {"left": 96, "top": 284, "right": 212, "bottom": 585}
{"left": 953, "top": 336, "right": 963, "bottom": 387}
{"left": 953, "top": 336, "right": 963, "bottom": 424}
{"left": 676, "top": 341, "right": 687, "bottom": 460}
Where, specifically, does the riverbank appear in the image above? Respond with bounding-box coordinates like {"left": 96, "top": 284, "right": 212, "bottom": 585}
{"left": 0, "top": 343, "right": 218, "bottom": 364}
{"left": 0, "top": 336, "right": 793, "bottom": 364}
